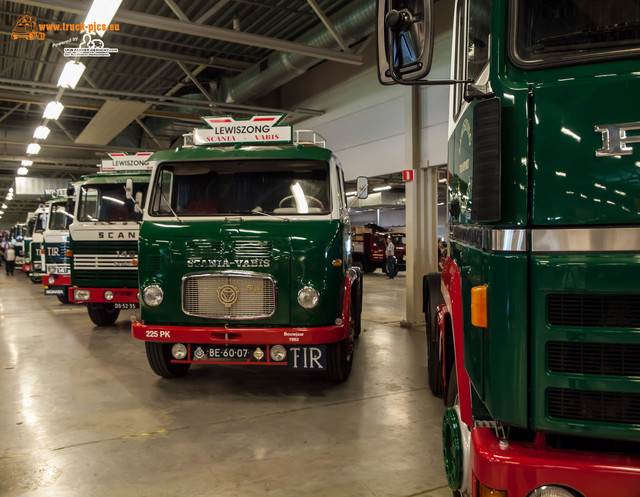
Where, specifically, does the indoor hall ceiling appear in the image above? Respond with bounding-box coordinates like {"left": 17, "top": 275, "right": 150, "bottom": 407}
{"left": 0, "top": 0, "right": 375, "bottom": 227}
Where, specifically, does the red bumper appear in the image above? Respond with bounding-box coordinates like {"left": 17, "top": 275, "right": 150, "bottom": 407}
{"left": 22, "top": 264, "right": 31, "bottom": 273}
{"left": 69, "top": 287, "right": 139, "bottom": 304}
{"left": 132, "top": 321, "right": 347, "bottom": 346}
{"left": 472, "top": 427, "right": 640, "bottom": 497}
{"left": 42, "top": 274, "right": 71, "bottom": 286}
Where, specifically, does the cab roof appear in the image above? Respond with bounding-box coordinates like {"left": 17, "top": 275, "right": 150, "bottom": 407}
{"left": 81, "top": 172, "right": 152, "bottom": 185}
{"left": 149, "top": 144, "right": 333, "bottom": 164}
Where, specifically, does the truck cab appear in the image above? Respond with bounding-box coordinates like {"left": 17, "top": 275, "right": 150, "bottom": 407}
{"left": 132, "top": 116, "right": 364, "bottom": 381}
{"left": 69, "top": 166, "right": 152, "bottom": 326}
{"left": 42, "top": 195, "right": 75, "bottom": 303}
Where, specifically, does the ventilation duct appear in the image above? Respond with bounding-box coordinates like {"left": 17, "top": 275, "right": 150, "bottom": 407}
{"left": 220, "top": 0, "right": 375, "bottom": 104}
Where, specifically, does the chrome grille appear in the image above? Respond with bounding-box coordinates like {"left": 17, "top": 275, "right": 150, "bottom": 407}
{"left": 233, "top": 240, "right": 273, "bottom": 258}
{"left": 74, "top": 254, "right": 137, "bottom": 270}
{"left": 182, "top": 272, "right": 275, "bottom": 320}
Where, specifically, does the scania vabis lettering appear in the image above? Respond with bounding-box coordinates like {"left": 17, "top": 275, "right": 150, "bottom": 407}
{"left": 131, "top": 115, "right": 364, "bottom": 381}
{"left": 378, "top": 1, "right": 640, "bottom": 496}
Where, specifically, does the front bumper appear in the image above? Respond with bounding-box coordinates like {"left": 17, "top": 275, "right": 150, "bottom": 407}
{"left": 132, "top": 321, "right": 348, "bottom": 346}
{"left": 69, "top": 287, "right": 139, "bottom": 304}
{"left": 472, "top": 427, "right": 640, "bottom": 497}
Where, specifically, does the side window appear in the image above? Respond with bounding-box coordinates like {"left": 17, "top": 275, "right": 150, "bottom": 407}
{"left": 151, "top": 169, "right": 174, "bottom": 215}
{"left": 468, "top": 0, "right": 491, "bottom": 82}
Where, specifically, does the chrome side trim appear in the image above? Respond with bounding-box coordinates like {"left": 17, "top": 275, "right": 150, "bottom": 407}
{"left": 531, "top": 227, "right": 640, "bottom": 253}
{"left": 450, "top": 226, "right": 528, "bottom": 252}
{"left": 450, "top": 225, "right": 640, "bottom": 253}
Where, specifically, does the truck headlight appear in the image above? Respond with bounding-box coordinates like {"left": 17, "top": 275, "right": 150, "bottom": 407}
{"left": 48, "top": 276, "right": 55, "bottom": 285}
{"left": 143, "top": 285, "right": 164, "bottom": 306}
{"left": 527, "top": 486, "right": 579, "bottom": 497}
{"left": 47, "top": 265, "right": 55, "bottom": 274}
{"left": 74, "top": 289, "right": 90, "bottom": 301}
{"left": 172, "top": 343, "right": 187, "bottom": 360}
{"left": 104, "top": 290, "right": 114, "bottom": 301}
{"left": 270, "top": 344, "right": 287, "bottom": 362}
{"left": 297, "top": 286, "right": 319, "bottom": 309}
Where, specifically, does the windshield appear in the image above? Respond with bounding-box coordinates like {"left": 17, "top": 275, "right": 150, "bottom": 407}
{"left": 149, "top": 159, "right": 331, "bottom": 217}
{"left": 49, "top": 201, "right": 74, "bottom": 230}
{"left": 512, "top": 0, "right": 640, "bottom": 67}
{"left": 78, "top": 182, "right": 147, "bottom": 222}
{"left": 35, "top": 213, "right": 46, "bottom": 233}
{"left": 26, "top": 218, "right": 36, "bottom": 237}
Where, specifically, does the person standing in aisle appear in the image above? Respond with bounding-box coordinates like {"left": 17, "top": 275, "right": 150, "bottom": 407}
{"left": 5, "top": 244, "right": 15, "bottom": 276}
{"left": 385, "top": 235, "right": 395, "bottom": 277}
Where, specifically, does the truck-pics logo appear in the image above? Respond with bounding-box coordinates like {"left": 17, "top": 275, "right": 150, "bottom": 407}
{"left": 595, "top": 121, "right": 640, "bottom": 157}
{"left": 12, "top": 12, "right": 45, "bottom": 40}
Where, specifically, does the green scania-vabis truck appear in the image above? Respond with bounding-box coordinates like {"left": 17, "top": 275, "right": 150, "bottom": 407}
{"left": 132, "top": 117, "right": 364, "bottom": 382}
{"left": 378, "top": 1, "right": 640, "bottom": 496}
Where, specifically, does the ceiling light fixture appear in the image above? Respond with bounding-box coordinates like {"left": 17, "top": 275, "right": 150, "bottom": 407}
{"left": 57, "top": 61, "right": 86, "bottom": 89}
{"left": 21, "top": 160, "right": 33, "bottom": 166}
{"left": 34, "top": 126, "right": 50, "bottom": 140}
{"left": 27, "top": 143, "right": 41, "bottom": 155}
{"left": 43, "top": 101, "right": 64, "bottom": 120}
{"left": 1, "top": 204, "right": 6, "bottom": 209}
{"left": 83, "top": 0, "right": 123, "bottom": 37}
{"left": 17, "top": 167, "right": 29, "bottom": 176}
{"left": 373, "top": 185, "right": 392, "bottom": 192}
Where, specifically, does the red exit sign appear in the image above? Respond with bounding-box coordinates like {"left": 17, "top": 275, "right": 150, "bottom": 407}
{"left": 402, "top": 169, "right": 414, "bottom": 182}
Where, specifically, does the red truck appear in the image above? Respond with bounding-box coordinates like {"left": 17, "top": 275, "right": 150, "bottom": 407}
{"left": 352, "top": 225, "right": 405, "bottom": 277}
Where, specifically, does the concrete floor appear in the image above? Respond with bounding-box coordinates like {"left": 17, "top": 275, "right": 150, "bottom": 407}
{"left": 0, "top": 268, "right": 450, "bottom": 497}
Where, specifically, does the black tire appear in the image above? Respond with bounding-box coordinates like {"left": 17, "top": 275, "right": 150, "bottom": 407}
{"left": 352, "top": 269, "right": 363, "bottom": 338}
{"left": 145, "top": 342, "right": 191, "bottom": 378}
{"left": 387, "top": 256, "right": 399, "bottom": 278}
{"left": 326, "top": 339, "right": 352, "bottom": 382}
{"left": 446, "top": 365, "right": 462, "bottom": 497}
{"left": 87, "top": 303, "right": 120, "bottom": 326}
{"left": 362, "top": 260, "right": 376, "bottom": 273}
{"left": 57, "top": 291, "right": 70, "bottom": 304}
{"left": 424, "top": 273, "right": 444, "bottom": 395}
{"left": 30, "top": 277, "right": 41, "bottom": 284}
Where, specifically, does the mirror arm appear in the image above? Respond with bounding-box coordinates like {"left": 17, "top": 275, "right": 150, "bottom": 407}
{"left": 347, "top": 184, "right": 368, "bottom": 210}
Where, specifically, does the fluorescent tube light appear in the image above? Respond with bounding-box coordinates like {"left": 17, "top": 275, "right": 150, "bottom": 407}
{"left": 34, "top": 126, "right": 50, "bottom": 139}
{"left": 27, "top": 143, "right": 41, "bottom": 155}
{"left": 17, "top": 167, "right": 29, "bottom": 176}
{"left": 21, "top": 160, "right": 33, "bottom": 166}
{"left": 83, "top": 0, "right": 123, "bottom": 37}
{"left": 43, "top": 101, "right": 64, "bottom": 120}
{"left": 373, "top": 185, "right": 392, "bottom": 192}
{"left": 57, "top": 61, "right": 86, "bottom": 89}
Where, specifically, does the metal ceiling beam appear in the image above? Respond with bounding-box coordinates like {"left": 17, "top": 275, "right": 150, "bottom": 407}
{"left": 176, "top": 61, "right": 212, "bottom": 101}
{"left": 195, "top": 1, "right": 230, "bottom": 24}
{"left": 0, "top": 78, "right": 325, "bottom": 116}
{"left": 10, "top": 0, "right": 363, "bottom": 65}
{"left": 306, "top": 0, "right": 351, "bottom": 52}
{"left": 0, "top": 137, "right": 148, "bottom": 153}
{"left": 163, "top": 0, "right": 189, "bottom": 21}
{"left": 0, "top": 156, "right": 99, "bottom": 166}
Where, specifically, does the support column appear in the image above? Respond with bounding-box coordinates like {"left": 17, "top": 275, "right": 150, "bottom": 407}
{"left": 403, "top": 86, "right": 439, "bottom": 327}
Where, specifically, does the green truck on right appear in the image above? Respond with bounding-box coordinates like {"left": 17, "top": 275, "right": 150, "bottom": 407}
{"left": 378, "top": 1, "right": 640, "bottom": 496}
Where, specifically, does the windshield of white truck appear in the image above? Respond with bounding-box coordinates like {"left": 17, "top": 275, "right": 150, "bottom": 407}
{"left": 513, "top": 0, "right": 640, "bottom": 66}
{"left": 77, "top": 182, "right": 146, "bottom": 222}
{"left": 49, "top": 202, "right": 74, "bottom": 230}
{"left": 149, "top": 159, "right": 331, "bottom": 217}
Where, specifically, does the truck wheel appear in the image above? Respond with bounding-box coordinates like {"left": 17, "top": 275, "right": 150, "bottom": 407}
{"left": 30, "top": 277, "right": 41, "bottom": 284}
{"left": 425, "top": 273, "right": 444, "bottom": 395}
{"left": 145, "top": 342, "right": 191, "bottom": 378}
{"left": 387, "top": 257, "right": 399, "bottom": 278}
{"left": 327, "top": 303, "right": 355, "bottom": 381}
{"left": 443, "top": 364, "right": 470, "bottom": 497}
{"left": 87, "top": 303, "right": 120, "bottom": 326}
{"left": 57, "top": 292, "right": 70, "bottom": 304}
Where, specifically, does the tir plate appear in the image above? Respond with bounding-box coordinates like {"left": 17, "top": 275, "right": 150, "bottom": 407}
{"left": 114, "top": 302, "right": 139, "bottom": 309}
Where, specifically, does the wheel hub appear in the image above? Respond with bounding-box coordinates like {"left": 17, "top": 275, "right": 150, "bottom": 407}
{"left": 442, "top": 407, "right": 462, "bottom": 490}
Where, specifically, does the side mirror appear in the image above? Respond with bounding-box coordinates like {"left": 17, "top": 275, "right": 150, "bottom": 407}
{"left": 356, "top": 176, "right": 369, "bottom": 199}
{"left": 134, "top": 191, "right": 144, "bottom": 214}
{"left": 66, "top": 184, "right": 75, "bottom": 197}
{"left": 377, "top": 0, "right": 433, "bottom": 85}
{"left": 124, "top": 178, "right": 134, "bottom": 199}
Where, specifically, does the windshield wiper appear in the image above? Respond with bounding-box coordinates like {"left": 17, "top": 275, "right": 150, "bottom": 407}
{"left": 251, "top": 207, "right": 289, "bottom": 222}
{"left": 535, "top": 22, "right": 640, "bottom": 51}
{"left": 161, "top": 191, "right": 182, "bottom": 223}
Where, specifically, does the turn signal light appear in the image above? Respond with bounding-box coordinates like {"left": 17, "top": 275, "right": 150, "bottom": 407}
{"left": 471, "top": 285, "right": 488, "bottom": 328}
{"left": 66, "top": 249, "right": 73, "bottom": 257}
{"left": 480, "top": 484, "right": 507, "bottom": 497}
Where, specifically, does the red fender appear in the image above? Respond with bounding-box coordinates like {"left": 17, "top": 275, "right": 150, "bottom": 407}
{"left": 441, "top": 257, "right": 472, "bottom": 426}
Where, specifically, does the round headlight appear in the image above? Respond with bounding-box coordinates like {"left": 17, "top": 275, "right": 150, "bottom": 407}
{"left": 297, "top": 286, "right": 320, "bottom": 309}
{"left": 528, "top": 486, "right": 579, "bottom": 497}
{"left": 172, "top": 343, "right": 188, "bottom": 360}
{"left": 143, "top": 285, "right": 164, "bottom": 307}
{"left": 103, "top": 290, "right": 114, "bottom": 301}
{"left": 270, "top": 344, "right": 287, "bottom": 362}
{"left": 48, "top": 276, "right": 55, "bottom": 285}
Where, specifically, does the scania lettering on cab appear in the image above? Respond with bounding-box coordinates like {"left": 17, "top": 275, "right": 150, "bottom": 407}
{"left": 42, "top": 194, "right": 75, "bottom": 303}
{"left": 69, "top": 156, "right": 152, "bottom": 326}
{"left": 378, "top": 1, "right": 640, "bottom": 496}
{"left": 132, "top": 115, "right": 364, "bottom": 381}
